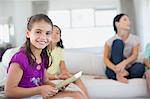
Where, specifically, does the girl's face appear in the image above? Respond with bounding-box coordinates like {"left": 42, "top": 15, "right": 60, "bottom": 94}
{"left": 116, "top": 15, "right": 131, "bottom": 31}
{"left": 26, "top": 20, "right": 52, "bottom": 49}
{"left": 50, "top": 26, "right": 61, "bottom": 43}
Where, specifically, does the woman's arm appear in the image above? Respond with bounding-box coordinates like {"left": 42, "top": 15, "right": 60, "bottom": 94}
{"left": 143, "top": 43, "right": 150, "bottom": 68}
{"left": 103, "top": 43, "right": 116, "bottom": 72}
{"left": 117, "top": 43, "right": 140, "bottom": 70}
{"left": 144, "top": 58, "right": 150, "bottom": 68}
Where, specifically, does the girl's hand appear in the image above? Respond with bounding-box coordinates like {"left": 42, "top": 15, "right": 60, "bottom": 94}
{"left": 46, "top": 80, "right": 56, "bottom": 87}
{"left": 58, "top": 72, "right": 72, "bottom": 80}
{"left": 40, "top": 85, "right": 58, "bottom": 98}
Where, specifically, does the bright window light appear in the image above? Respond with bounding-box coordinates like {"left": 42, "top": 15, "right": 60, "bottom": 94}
{"left": 48, "top": 9, "right": 117, "bottom": 48}
{"left": 95, "top": 9, "right": 117, "bottom": 26}
{"left": 48, "top": 10, "right": 71, "bottom": 28}
{"left": 0, "top": 24, "right": 10, "bottom": 44}
{"left": 71, "top": 9, "right": 94, "bottom": 27}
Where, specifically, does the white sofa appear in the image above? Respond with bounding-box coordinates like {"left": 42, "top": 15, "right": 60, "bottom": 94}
{"left": 0, "top": 47, "right": 149, "bottom": 98}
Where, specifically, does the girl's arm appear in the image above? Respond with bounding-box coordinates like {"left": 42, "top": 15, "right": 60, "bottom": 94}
{"left": 5, "top": 63, "right": 42, "bottom": 97}
{"left": 44, "top": 69, "right": 57, "bottom": 86}
{"left": 56, "top": 61, "right": 71, "bottom": 80}
{"left": 5, "top": 63, "right": 57, "bottom": 98}
{"left": 59, "top": 61, "right": 70, "bottom": 73}
{"left": 103, "top": 42, "right": 116, "bottom": 72}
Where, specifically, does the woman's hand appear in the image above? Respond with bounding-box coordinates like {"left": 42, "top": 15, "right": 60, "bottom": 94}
{"left": 116, "top": 60, "right": 127, "bottom": 72}
{"left": 117, "top": 69, "right": 129, "bottom": 77}
{"left": 40, "top": 85, "right": 58, "bottom": 99}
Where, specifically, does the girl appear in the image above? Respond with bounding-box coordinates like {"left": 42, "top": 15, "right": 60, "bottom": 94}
{"left": 144, "top": 43, "right": 150, "bottom": 95}
{"left": 5, "top": 14, "right": 82, "bottom": 99}
{"left": 104, "top": 13, "right": 145, "bottom": 83}
{"left": 46, "top": 25, "right": 90, "bottom": 99}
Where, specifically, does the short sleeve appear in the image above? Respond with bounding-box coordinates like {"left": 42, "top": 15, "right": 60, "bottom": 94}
{"left": 133, "top": 35, "right": 140, "bottom": 47}
{"left": 144, "top": 43, "right": 150, "bottom": 59}
{"left": 106, "top": 35, "right": 119, "bottom": 47}
{"left": 9, "top": 51, "right": 28, "bottom": 71}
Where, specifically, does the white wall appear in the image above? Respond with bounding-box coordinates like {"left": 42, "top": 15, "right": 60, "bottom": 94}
{"left": 13, "top": 0, "right": 32, "bottom": 46}
{"left": 1, "top": 0, "right": 149, "bottom": 48}
{"left": 0, "top": 0, "right": 15, "bottom": 46}
{"left": 133, "top": 0, "right": 150, "bottom": 49}
{"left": 49, "top": 0, "right": 119, "bottom": 10}
{"left": 119, "top": 0, "right": 137, "bottom": 34}
{"left": 0, "top": 0, "right": 32, "bottom": 47}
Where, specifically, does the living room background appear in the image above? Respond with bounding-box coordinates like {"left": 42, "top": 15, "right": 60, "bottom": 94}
{"left": 0, "top": 0, "right": 150, "bottom": 50}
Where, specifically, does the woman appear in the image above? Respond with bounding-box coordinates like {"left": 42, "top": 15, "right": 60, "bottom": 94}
{"left": 103, "top": 13, "right": 145, "bottom": 83}
{"left": 144, "top": 43, "right": 150, "bottom": 95}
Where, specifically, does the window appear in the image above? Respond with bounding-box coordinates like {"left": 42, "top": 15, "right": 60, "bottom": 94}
{"left": 95, "top": 9, "right": 117, "bottom": 26}
{"left": 0, "top": 24, "right": 10, "bottom": 44}
{"left": 48, "top": 10, "right": 71, "bottom": 28}
{"left": 0, "top": 17, "right": 14, "bottom": 45}
{"left": 71, "top": 9, "right": 94, "bottom": 27}
{"left": 48, "top": 9, "right": 117, "bottom": 48}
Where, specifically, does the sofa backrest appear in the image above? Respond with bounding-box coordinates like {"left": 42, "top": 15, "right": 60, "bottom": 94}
{"left": 0, "top": 47, "right": 19, "bottom": 86}
{"left": 1, "top": 47, "right": 144, "bottom": 77}
{"left": 64, "top": 48, "right": 145, "bottom": 76}
{"left": 64, "top": 48, "right": 106, "bottom": 76}
{"left": 2, "top": 47, "right": 20, "bottom": 71}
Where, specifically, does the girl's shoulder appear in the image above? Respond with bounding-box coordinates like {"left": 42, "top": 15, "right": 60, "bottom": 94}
{"left": 9, "top": 47, "right": 29, "bottom": 71}
{"left": 13, "top": 47, "right": 26, "bottom": 57}
{"left": 11, "top": 47, "right": 28, "bottom": 64}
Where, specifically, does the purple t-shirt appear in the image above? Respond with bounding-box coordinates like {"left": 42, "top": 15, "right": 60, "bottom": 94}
{"left": 8, "top": 48, "right": 45, "bottom": 88}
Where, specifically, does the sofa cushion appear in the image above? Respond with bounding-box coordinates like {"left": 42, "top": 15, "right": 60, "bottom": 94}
{"left": 81, "top": 75, "right": 148, "bottom": 98}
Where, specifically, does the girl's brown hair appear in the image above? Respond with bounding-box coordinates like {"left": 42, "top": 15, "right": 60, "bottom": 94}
{"left": 24, "top": 14, "right": 53, "bottom": 66}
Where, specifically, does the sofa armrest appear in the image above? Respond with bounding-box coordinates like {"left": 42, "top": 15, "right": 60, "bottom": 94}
{"left": 0, "top": 62, "right": 6, "bottom": 86}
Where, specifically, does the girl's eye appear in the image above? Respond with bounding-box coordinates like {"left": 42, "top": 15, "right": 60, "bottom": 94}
{"left": 36, "top": 31, "right": 41, "bottom": 34}
{"left": 46, "top": 31, "right": 51, "bottom": 35}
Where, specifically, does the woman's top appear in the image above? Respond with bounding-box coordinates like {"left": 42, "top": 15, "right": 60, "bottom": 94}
{"left": 106, "top": 34, "right": 140, "bottom": 58}
{"left": 106, "top": 34, "right": 140, "bottom": 68}
{"left": 144, "top": 43, "right": 150, "bottom": 60}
